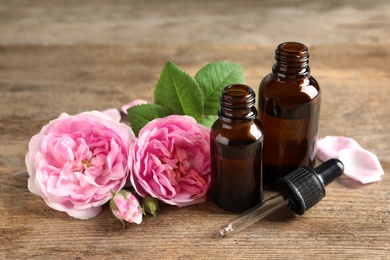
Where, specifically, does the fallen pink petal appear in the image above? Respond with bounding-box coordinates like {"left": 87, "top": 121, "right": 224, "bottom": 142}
{"left": 121, "top": 99, "right": 149, "bottom": 114}
{"left": 317, "top": 136, "right": 384, "bottom": 184}
{"left": 317, "top": 136, "right": 363, "bottom": 162}
{"left": 339, "top": 148, "right": 384, "bottom": 184}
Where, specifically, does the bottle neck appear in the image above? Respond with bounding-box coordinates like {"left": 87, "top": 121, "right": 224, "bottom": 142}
{"left": 272, "top": 42, "right": 310, "bottom": 79}
{"left": 219, "top": 84, "right": 257, "bottom": 124}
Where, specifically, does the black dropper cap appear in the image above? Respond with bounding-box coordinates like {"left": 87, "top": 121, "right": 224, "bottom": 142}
{"left": 277, "top": 159, "right": 344, "bottom": 215}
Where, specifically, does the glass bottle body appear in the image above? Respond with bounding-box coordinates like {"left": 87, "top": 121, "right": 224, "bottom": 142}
{"left": 210, "top": 84, "right": 264, "bottom": 213}
{"left": 258, "top": 42, "right": 321, "bottom": 189}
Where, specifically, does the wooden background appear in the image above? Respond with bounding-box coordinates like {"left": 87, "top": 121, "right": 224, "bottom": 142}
{"left": 1, "top": 0, "right": 389, "bottom": 259}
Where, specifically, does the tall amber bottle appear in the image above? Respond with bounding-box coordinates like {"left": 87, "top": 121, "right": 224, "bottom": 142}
{"left": 211, "top": 84, "right": 264, "bottom": 212}
{"left": 258, "top": 42, "right": 321, "bottom": 189}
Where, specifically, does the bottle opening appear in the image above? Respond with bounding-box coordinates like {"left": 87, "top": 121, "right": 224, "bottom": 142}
{"left": 219, "top": 84, "right": 257, "bottom": 122}
{"left": 273, "top": 42, "right": 310, "bottom": 77}
{"left": 221, "top": 84, "right": 255, "bottom": 109}
{"left": 223, "top": 84, "right": 254, "bottom": 99}
{"left": 279, "top": 42, "right": 308, "bottom": 53}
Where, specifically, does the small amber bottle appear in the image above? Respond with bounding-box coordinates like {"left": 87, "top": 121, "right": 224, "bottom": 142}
{"left": 210, "top": 84, "right": 264, "bottom": 213}
{"left": 258, "top": 42, "right": 321, "bottom": 189}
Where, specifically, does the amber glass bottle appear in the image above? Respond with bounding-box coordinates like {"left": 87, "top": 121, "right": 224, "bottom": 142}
{"left": 258, "top": 42, "right": 321, "bottom": 189}
{"left": 210, "top": 84, "right": 264, "bottom": 213}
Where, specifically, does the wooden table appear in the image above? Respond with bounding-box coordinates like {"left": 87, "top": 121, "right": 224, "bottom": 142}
{"left": 1, "top": 0, "right": 389, "bottom": 259}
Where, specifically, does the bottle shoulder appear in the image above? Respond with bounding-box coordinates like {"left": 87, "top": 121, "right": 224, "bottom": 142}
{"left": 211, "top": 119, "right": 263, "bottom": 144}
{"left": 259, "top": 73, "right": 320, "bottom": 103}
{"left": 260, "top": 73, "right": 319, "bottom": 88}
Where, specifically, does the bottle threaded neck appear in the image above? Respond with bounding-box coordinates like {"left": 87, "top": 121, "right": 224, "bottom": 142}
{"left": 219, "top": 84, "right": 257, "bottom": 123}
{"left": 273, "top": 42, "right": 310, "bottom": 78}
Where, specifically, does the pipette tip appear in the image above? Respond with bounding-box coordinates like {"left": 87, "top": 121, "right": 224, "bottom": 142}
{"left": 219, "top": 224, "right": 233, "bottom": 238}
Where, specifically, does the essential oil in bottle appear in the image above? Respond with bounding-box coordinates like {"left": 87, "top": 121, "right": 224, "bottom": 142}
{"left": 210, "top": 84, "right": 264, "bottom": 213}
{"left": 258, "top": 42, "right": 321, "bottom": 189}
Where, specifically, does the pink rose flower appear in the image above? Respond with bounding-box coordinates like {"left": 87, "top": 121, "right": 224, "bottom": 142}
{"left": 110, "top": 190, "right": 143, "bottom": 224}
{"left": 129, "top": 115, "right": 211, "bottom": 207}
{"left": 26, "top": 111, "right": 135, "bottom": 219}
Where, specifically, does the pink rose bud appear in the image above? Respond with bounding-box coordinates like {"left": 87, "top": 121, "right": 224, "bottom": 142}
{"left": 142, "top": 196, "right": 159, "bottom": 217}
{"left": 110, "top": 190, "right": 143, "bottom": 224}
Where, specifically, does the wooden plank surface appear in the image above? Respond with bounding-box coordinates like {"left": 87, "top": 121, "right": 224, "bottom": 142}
{"left": 1, "top": 0, "right": 389, "bottom": 259}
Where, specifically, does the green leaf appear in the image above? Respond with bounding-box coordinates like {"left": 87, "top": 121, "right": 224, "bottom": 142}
{"left": 127, "top": 104, "right": 172, "bottom": 136}
{"left": 195, "top": 62, "right": 245, "bottom": 115}
{"left": 154, "top": 61, "right": 204, "bottom": 121}
{"left": 198, "top": 114, "right": 218, "bottom": 128}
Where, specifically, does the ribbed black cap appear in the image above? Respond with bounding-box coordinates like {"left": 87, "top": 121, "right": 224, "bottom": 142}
{"left": 277, "top": 159, "right": 344, "bottom": 215}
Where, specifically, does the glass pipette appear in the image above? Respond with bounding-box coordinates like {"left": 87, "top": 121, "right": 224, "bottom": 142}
{"left": 219, "top": 158, "right": 344, "bottom": 237}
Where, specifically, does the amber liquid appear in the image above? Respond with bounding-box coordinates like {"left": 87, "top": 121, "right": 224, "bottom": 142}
{"left": 211, "top": 140, "right": 263, "bottom": 212}
{"left": 259, "top": 104, "right": 319, "bottom": 189}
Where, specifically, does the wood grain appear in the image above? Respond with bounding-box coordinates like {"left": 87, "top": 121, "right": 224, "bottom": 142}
{"left": 1, "top": 0, "right": 389, "bottom": 259}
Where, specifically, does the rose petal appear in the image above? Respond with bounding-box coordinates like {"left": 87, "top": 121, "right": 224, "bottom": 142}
{"left": 339, "top": 148, "right": 384, "bottom": 184}
{"left": 317, "top": 136, "right": 363, "bottom": 162}
{"left": 101, "top": 108, "right": 121, "bottom": 122}
{"left": 121, "top": 99, "right": 149, "bottom": 114}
